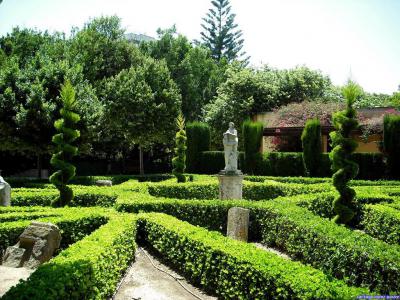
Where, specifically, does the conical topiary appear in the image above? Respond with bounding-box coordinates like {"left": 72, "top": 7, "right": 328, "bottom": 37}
{"left": 172, "top": 113, "right": 187, "bottom": 183}
{"left": 329, "top": 80, "right": 361, "bottom": 224}
{"left": 49, "top": 81, "right": 80, "bottom": 207}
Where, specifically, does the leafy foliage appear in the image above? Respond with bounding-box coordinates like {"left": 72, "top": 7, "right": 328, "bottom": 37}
{"left": 201, "top": 0, "right": 248, "bottom": 63}
{"left": 49, "top": 81, "right": 80, "bottom": 207}
{"left": 329, "top": 80, "right": 361, "bottom": 224}
{"left": 103, "top": 56, "right": 181, "bottom": 149}
{"left": 140, "top": 27, "right": 226, "bottom": 121}
{"left": 172, "top": 114, "right": 187, "bottom": 183}
{"left": 301, "top": 118, "right": 322, "bottom": 176}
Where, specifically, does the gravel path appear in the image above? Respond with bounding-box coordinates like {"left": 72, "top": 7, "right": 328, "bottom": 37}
{"left": 0, "top": 266, "right": 33, "bottom": 297}
{"left": 111, "top": 248, "right": 217, "bottom": 300}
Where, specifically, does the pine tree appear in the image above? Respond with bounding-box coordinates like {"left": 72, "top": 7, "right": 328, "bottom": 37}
{"left": 201, "top": 0, "right": 248, "bottom": 63}
{"left": 49, "top": 81, "right": 80, "bottom": 207}
{"left": 172, "top": 113, "right": 187, "bottom": 183}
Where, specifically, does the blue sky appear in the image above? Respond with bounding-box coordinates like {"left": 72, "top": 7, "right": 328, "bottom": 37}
{"left": 1, "top": 0, "right": 399, "bottom": 94}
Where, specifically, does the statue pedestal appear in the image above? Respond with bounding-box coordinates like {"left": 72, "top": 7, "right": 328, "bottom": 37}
{"left": 217, "top": 171, "right": 244, "bottom": 200}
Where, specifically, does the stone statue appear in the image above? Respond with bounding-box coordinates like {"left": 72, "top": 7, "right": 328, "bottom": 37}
{"left": 0, "top": 175, "right": 11, "bottom": 207}
{"left": 222, "top": 122, "right": 240, "bottom": 173}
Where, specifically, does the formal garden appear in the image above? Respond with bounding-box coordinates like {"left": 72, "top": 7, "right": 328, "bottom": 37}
{"left": 1, "top": 0, "right": 400, "bottom": 299}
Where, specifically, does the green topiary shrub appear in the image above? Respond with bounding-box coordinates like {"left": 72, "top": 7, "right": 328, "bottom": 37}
{"left": 383, "top": 114, "right": 400, "bottom": 179}
{"left": 172, "top": 114, "right": 187, "bottom": 183}
{"left": 49, "top": 81, "right": 80, "bottom": 207}
{"left": 301, "top": 118, "right": 322, "bottom": 177}
{"left": 329, "top": 80, "right": 361, "bottom": 224}
{"left": 242, "top": 119, "right": 263, "bottom": 174}
{"left": 186, "top": 122, "right": 210, "bottom": 172}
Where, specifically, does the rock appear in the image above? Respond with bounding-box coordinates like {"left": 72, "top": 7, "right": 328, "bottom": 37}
{"left": 0, "top": 176, "right": 11, "bottom": 206}
{"left": 217, "top": 174, "right": 244, "bottom": 200}
{"left": 227, "top": 207, "right": 249, "bottom": 242}
{"left": 2, "top": 221, "right": 61, "bottom": 269}
{"left": 95, "top": 179, "right": 112, "bottom": 186}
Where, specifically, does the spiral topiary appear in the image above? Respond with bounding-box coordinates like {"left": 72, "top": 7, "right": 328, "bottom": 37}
{"left": 172, "top": 113, "right": 187, "bottom": 183}
{"left": 49, "top": 81, "right": 80, "bottom": 207}
{"left": 329, "top": 80, "right": 361, "bottom": 225}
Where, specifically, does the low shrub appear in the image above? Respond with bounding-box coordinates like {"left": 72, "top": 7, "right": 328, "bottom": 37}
{"left": 117, "top": 193, "right": 400, "bottom": 293}
{"left": 258, "top": 199, "right": 400, "bottom": 293}
{"left": 138, "top": 213, "right": 367, "bottom": 299}
{"left": 361, "top": 204, "right": 400, "bottom": 245}
{"left": 11, "top": 187, "right": 118, "bottom": 207}
{"left": 3, "top": 213, "right": 136, "bottom": 300}
{"left": 147, "top": 180, "right": 331, "bottom": 201}
{"left": 0, "top": 207, "right": 109, "bottom": 257}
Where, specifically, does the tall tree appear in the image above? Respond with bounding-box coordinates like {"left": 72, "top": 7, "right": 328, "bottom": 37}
{"left": 201, "top": 0, "right": 248, "bottom": 63}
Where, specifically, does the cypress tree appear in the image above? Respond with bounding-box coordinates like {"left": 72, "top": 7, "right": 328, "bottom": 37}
{"left": 329, "top": 80, "right": 361, "bottom": 225}
{"left": 242, "top": 120, "right": 263, "bottom": 174}
{"left": 49, "top": 81, "right": 80, "bottom": 207}
{"left": 201, "top": 0, "right": 248, "bottom": 63}
{"left": 383, "top": 114, "right": 400, "bottom": 178}
{"left": 301, "top": 118, "right": 322, "bottom": 177}
{"left": 186, "top": 122, "right": 210, "bottom": 173}
{"left": 172, "top": 113, "right": 187, "bottom": 183}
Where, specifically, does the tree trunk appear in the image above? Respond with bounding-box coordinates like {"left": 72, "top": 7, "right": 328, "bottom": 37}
{"left": 139, "top": 146, "right": 144, "bottom": 175}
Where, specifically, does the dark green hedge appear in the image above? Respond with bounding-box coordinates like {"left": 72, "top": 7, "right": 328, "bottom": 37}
{"left": 5, "top": 174, "right": 173, "bottom": 188}
{"left": 138, "top": 213, "right": 367, "bottom": 299}
{"left": 197, "top": 151, "right": 245, "bottom": 174}
{"left": 192, "top": 151, "right": 386, "bottom": 179}
{"left": 2, "top": 214, "right": 136, "bottom": 300}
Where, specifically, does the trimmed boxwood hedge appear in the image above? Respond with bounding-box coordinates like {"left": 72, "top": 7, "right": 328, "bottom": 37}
{"left": 117, "top": 193, "right": 400, "bottom": 293}
{"left": 361, "top": 204, "right": 400, "bottom": 245}
{"left": 0, "top": 207, "right": 109, "bottom": 258}
{"left": 11, "top": 187, "right": 118, "bottom": 207}
{"left": 138, "top": 213, "right": 368, "bottom": 299}
{"left": 2, "top": 213, "right": 136, "bottom": 300}
{"left": 147, "top": 180, "right": 332, "bottom": 200}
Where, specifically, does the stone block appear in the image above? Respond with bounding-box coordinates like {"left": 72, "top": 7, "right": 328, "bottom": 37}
{"left": 2, "top": 221, "right": 61, "bottom": 269}
{"left": 227, "top": 207, "right": 249, "bottom": 242}
{"left": 217, "top": 174, "right": 244, "bottom": 200}
{"left": 95, "top": 179, "right": 112, "bottom": 186}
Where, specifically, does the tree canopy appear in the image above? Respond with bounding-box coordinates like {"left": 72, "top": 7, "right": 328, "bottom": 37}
{"left": 201, "top": 0, "right": 248, "bottom": 64}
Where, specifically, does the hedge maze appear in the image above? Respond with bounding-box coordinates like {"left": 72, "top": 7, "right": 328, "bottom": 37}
{"left": 1, "top": 175, "right": 400, "bottom": 299}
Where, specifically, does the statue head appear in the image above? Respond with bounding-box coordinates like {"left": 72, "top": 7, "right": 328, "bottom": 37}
{"left": 229, "top": 122, "right": 234, "bottom": 129}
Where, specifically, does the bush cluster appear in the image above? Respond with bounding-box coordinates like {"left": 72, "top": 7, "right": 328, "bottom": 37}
{"left": 2, "top": 213, "right": 136, "bottom": 300}
{"left": 117, "top": 193, "right": 400, "bottom": 293}
{"left": 138, "top": 213, "right": 367, "bottom": 299}
{"left": 383, "top": 114, "right": 400, "bottom": 178}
